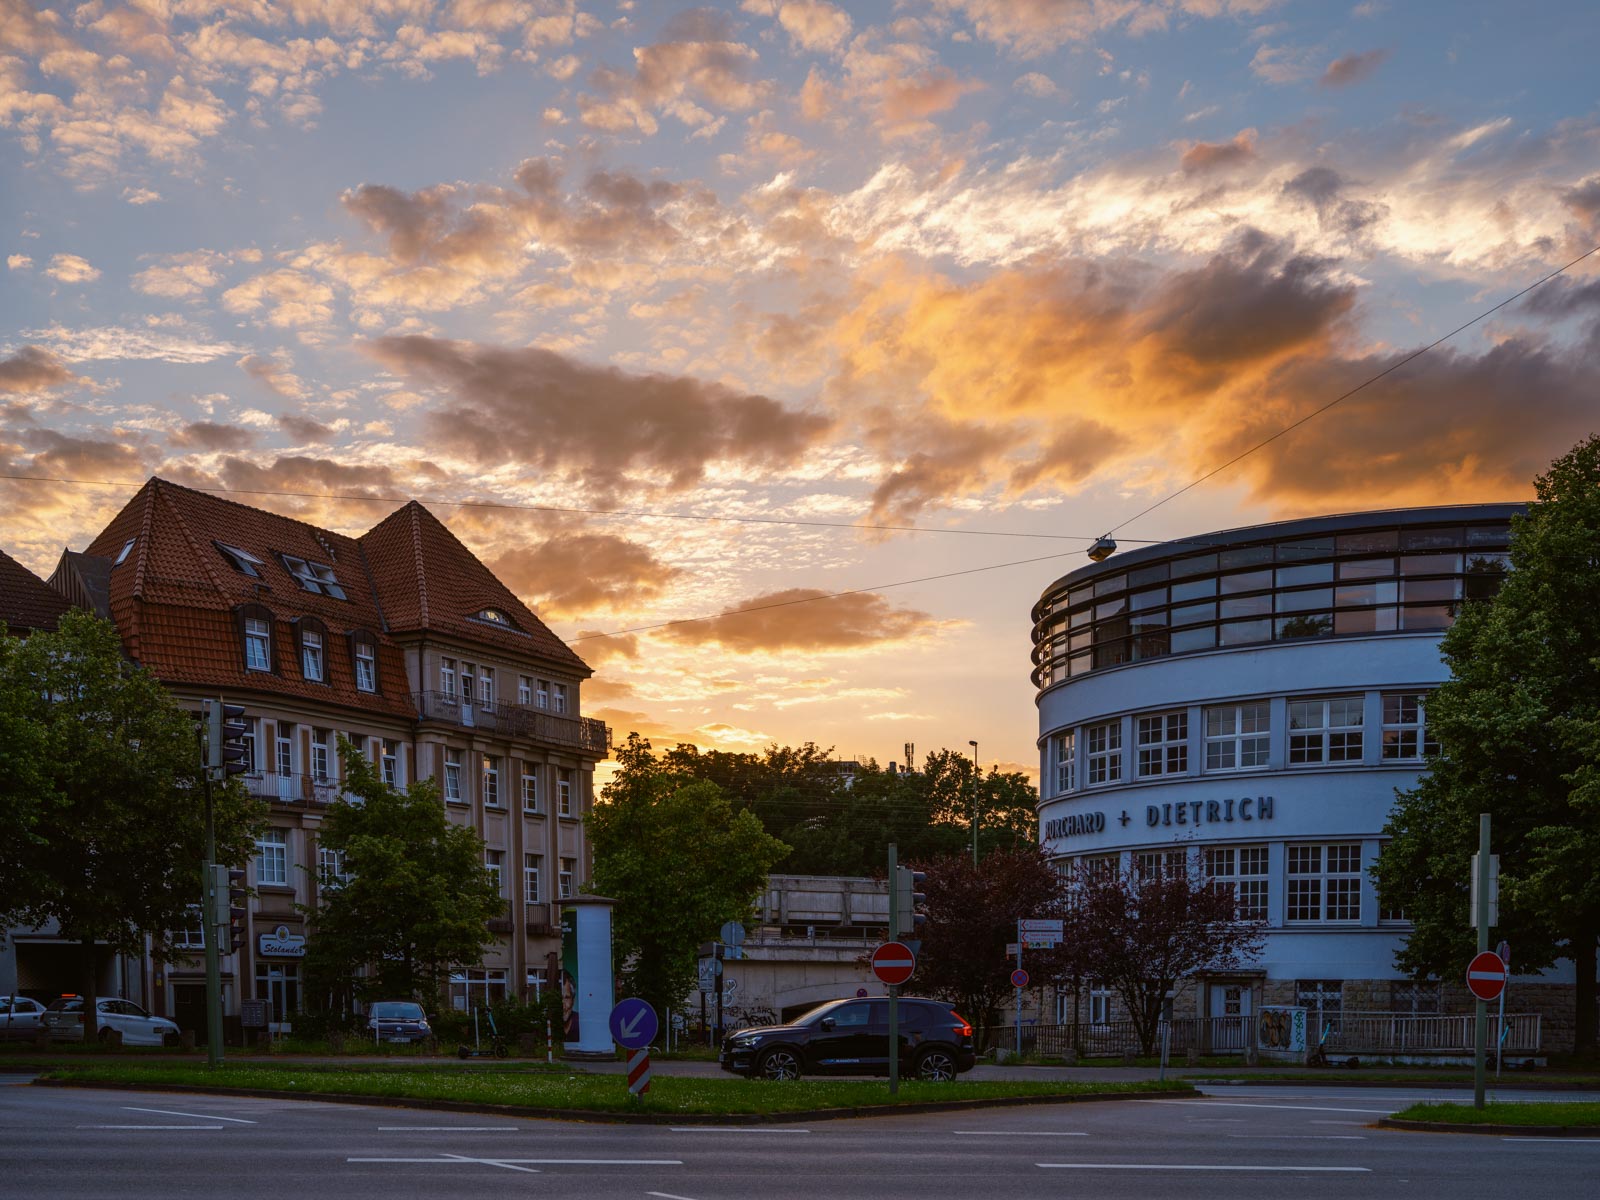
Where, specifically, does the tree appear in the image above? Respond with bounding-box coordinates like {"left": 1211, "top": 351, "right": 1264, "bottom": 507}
{"left": 914, "top": 846, "right": 1072, "bottom": 1042}
{"left": 1057, "top": 862, "right": 1265, "bottom": 1055}
{"left": 0, "top": 612, "right": 263, "bottom": 1040}
{"left": 588, "top": 734, "right": 789, "bottom": 1020}
{"left": 302, "top": 741, "right": 503, "bottom": 1011}
{"left": 1375, "top": 435, "right": 1600, "bottom": 1058}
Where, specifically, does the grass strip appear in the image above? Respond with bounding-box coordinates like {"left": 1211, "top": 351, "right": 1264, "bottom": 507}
{"left": 36, "top": 1063, "right": 1190, "bottom": 1116}
{"left": 1389, "top": 1101, "right": 1600, "bottom": 1128}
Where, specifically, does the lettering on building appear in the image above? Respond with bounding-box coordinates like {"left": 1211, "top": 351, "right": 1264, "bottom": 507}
{"left": 1044, "top": 811, "right": 1107, "bottom": 840}
{"left": 1145, "top": 796, "right": 1276, "bottom": 828}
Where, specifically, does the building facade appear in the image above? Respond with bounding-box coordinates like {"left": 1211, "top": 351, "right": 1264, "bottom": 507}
{"left": 13, "top": 478, "right": 607, "bottom": 1038}
{"left": 1029, "top": 504, "right": 1571, "bottom": 1041}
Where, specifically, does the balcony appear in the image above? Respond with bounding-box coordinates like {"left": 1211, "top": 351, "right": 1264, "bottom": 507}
{"left": 243, "top": 772, "right": 357, "bottom": 807}
{"left": 411, "top": 691, "right": 610, "bottom": 756}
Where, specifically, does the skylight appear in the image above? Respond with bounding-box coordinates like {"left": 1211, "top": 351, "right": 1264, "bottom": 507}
{"left": 216, "top": 542, "right": 264, "bottom": 578}
{"left": 113, "top": 538, "right": 135, "bottom": 566}
{"left": 281, "top": 554, "right": 346, "bottom": 600}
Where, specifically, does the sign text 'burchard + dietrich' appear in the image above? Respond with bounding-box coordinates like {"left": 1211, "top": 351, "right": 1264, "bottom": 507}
{"left": 1044, "top": 795, "right": 1276, "bottom": 841}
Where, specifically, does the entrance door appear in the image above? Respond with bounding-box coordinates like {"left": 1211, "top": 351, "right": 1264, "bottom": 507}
{"left": 1207, "top": 984, "right": 1251, "bottom": 1051}
{"left": 172, "top": 984, "right": 207, "bottom": 1045}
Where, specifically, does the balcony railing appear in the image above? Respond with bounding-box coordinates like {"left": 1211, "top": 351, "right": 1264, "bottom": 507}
{"left": 411, "top": 690, "right": 610, "bottom": 755}
{"left": 243, "top": 772, "right": 357, "bottom": 806}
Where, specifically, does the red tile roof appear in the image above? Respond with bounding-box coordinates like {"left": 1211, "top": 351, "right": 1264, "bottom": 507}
{"left": 0, "top": 548, "right": 70, "bottom": 633}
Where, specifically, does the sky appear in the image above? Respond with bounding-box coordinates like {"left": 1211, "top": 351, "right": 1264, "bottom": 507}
{"left": 4, "top": 0, "right": 1600, "bottom": 785}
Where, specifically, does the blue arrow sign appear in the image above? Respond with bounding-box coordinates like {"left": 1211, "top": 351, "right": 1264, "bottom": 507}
{"left": 609, "top": 997, "right": 659, "bottom": 1050}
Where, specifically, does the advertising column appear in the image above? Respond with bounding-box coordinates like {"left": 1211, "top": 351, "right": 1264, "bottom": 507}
{"left": 561, "top": 895, "right": 617, "bottom": 1058}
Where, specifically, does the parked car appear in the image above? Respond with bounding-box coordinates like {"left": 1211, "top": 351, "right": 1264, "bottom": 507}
{"left": 0, "top": 995, "right": 47, "bottom": 1040}
{"left": 43, "top": 996, "right": 181, "bottom": 1046}
{"left": 719, "top": 996, "right": 976, "bottom": 1081}
{"left": 366, "top": 1000, "right": 432, "bottom": 1045}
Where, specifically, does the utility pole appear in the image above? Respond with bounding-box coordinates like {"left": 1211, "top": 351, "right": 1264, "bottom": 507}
{"left": 968, "top": 740, "right": 979, "bottom": 866}
{"left": 198, "top": 711, "right": 223, "bottom": 1069}
{"left": 887, "top": 842, "right": 900, "bottom": 1095}
{"left": 1473, "top": 812, "right": 1491, "bottom": 1109}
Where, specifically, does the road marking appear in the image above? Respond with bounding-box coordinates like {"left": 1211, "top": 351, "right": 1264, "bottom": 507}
{"left": 125, "top": 1106, "right": 255, "bottom": 1124}
{"left": 1226, "top": 1134, "right": 1367, "bottom": 1140}
{"left": 952, "top": 1131, "right": 1088, "bottom": 1137}
{"left": 1140, "top": 1099, "right": 1396, "bottom": 1115}
{"left": 81, "top": 1124, "right": 225, "bottom": 1130}
{"left": 348, "top": 1157, "right": 683, "bottom": 1166}
{"left": 647, "top": 1193, "right": 702, "bottom": 1200}
{"left": 1038, "top": 1163, "right": 1371, "bottom": 1173}
{"left": 377, "top": 1126, "right": 517, "bottom": 1132}
{"left": 669, "top": 1127, "right": 809, "bottom": 1134}
{"left": 1502, "top": 1137, "right": 1600, "bottom": 1143}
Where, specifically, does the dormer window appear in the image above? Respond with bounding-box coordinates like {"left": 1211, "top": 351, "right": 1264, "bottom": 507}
{"left": 296, "top": 617, "right": 329, "bottom": 683}
{"left": 113, "top": 538, "right": 135, "bottom": 567}
{"left": 236, "top": 603, "right": 274, "bottom": 672}
{"left": 350, "top": 630, "right": 378, "bottom": 693}
{"left": 476, "top": 607, "right": 513, "bottom": 626}
{"left": 217, "top": 542, "right": 264, "bottom": 578}
{"left": 281, "top": 554, "right": 346, "bottom": 599}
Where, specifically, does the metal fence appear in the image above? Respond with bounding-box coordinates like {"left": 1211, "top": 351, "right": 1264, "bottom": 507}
{"left": 412, "top": 690, "right": 610, "bottom": 754}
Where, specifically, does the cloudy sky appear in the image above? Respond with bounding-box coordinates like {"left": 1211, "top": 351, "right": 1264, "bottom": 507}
{"left": 5, "top": 0, "right": 1599, "bottom": 781}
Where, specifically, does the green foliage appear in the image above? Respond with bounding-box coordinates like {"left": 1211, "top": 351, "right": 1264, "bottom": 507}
{"left": 1375, "top": 435, "right": 1600, "bottom": 1056}
{"left": 0, "top": 611, "right": 264, "bottom": 961}
{"left": 302, "top": 740, "right": 503, "bottom": 1008}
{"left": 589, "top": 734, "right": 789, "bottom": 1019}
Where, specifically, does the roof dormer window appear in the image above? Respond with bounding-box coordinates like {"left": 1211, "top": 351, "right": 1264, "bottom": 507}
{"left": 216, "top": 542, "right": 264, "bottom": 578}
{"left": 281, "top": 554, "right": 346, "bottom": 600}
{"left": 113, "top": 538, "right": 135, "bottom": 566}
{"left": 476, "top": 608, "right": 514, "bottom": 627}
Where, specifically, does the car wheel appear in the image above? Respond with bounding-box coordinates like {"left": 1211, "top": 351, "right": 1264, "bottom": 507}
{"left": 458, "top": 1045, "right": 471, "bottom": 1060}
{"left": 97, "top": 1027, "right": 116, "bottom": 1046}
{"left": 162, "top": 1031, "right": 180, "bottom": 1048}
{"left": 755, "top": 1047, "right": 802, "bottom": 1081}
{"left": 915, "top": 1048, "right": 958, "bottom": 1082}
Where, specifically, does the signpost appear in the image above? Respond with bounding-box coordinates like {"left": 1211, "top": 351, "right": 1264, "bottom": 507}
{"left": 1496, "top": 940, "right": 1511, "bottom": 1080}
{"left": 871, "top": 941, "right": 916, "bottom": 986}
{"left": 1012, "top": 918, "right": 1062, "bottom": 1057}
{"left": 1471, "top": 814, "right": 1493, "bottom": 1110}
{"left": 609, "top": 998, "right": 659, "bottom": 1098}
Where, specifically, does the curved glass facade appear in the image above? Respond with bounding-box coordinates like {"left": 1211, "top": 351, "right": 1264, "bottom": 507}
{"left": 1031, "top": 509, "right": 1519, "bottom": 692}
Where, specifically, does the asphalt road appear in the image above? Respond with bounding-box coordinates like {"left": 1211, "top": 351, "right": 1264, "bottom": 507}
{"left": 2, "top": 1075, "right": 1595, "bottom": 1200}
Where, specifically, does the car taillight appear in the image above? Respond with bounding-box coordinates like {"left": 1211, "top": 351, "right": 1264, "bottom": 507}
{"left": 950, "top": 1010, "right": 973, "bottom": 1037}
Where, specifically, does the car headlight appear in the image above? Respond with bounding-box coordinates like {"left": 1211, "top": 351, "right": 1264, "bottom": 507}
{"left": 730, "top": 1035, "right": 760, "bottom": 1048}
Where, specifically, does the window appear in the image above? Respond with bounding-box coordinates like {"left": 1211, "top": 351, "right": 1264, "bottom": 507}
{"left": 460, "top": 663, "right": 475, "bottom": 704}
{"left": 1295, "top": 979, "right": 1343, "bottom": 1030}
{"left": 114, "top": 538, "right": 135, "bottom": 566}
{"left": 1136, "top": 848, "right": 1186, "bottom": 878}
{"left": 300, "top": 626, "right": 325, "bottom": 682}
{"left": 1088, "top": 986, "right": 1111, "bottom": 1025}
{"left": 280, "top": 554, "right": 346, "bottom": 599}
{"left": 559, "top": 857, "right": 575, "bottom": 899}
{"left": 522, "top": 768, "right": 540, "bottom": 813}
{"left": 255, "top": 961, "right": 301, "bottom": 1019}
{"left": 553, "top": 683, "right": 568, "bottom": 714}
{"left": 476, "top": 607, "right": 514, "bottom": 626}
{"left": 1288, "top": 696, "right": 1364, "bottom": 764}
{"left": 311, "top": 730, "right": 331, "bottom": 782}
{"left": 1204, "top": 845, "right": 1269, "bottom": 920}
{"left": 256, "top": 829, "right": 288, "bottom": 886}
{"left": 479, "top": 668, "right": 496, "bottom": 710}
{"left": 440, "top": 657, "right": 456, "bottom": 697}
{"left": 352, "top": 633, "right": 377, "bottom": 692}
{"left": 557, "top": 769, "right": 573, "bottom": 817}
{"left": 317, "top": 845, "right": 349, "bottom": 888}
{"left": 1391, "top": 982, "right": 1441, "bottom": 1014}
{"left": 448, "top": 968, "right": 507, "bottom": 1012}
{"left": 380, "top": 739, "right": 400, "bottom": 786}
{"left": 1137, "top": 711, "right": 1188, "bottom": 777}
{"left": 523, "top": 854, "right": 542, "bottom": 904}
{"left": 526, "top": 968, "right": 548, "bottom": 999}
{"left": 171, "top": 906, "right": 205, "bottom": 950}
{"left": 1054, "top": 730, "right": 1076, "bottom": 794}
{"left": 1205, "top": 702, "right": 1270, "bottom": 771}
{"left": 1287, "top": 843, "right": 1362, "bottom": 922}
{"left": 536, "top": 679, "right": 549, "bottom": 709}
{"left": 518, "top": 675, "right": 532, "bottom": 705}
{"left": 275, "top": 727, "right": 293, "bottom": 780}
{"left": 485, "top": 849, "right": 504, "bottom": 897}
{"left": 1381, "top": 693, "right": 1438, "bottom": 760}
{"left": 217, "top": 542, "right": 264, "bottom": 577}
{"left": 482, "top": 755, "right": 501, "bottom": 808}
{"left": 1086, "top": 720, "right": 1122, "bottom": 785}
{"left": 239, "top": 606, "right": 274, "bottom": 672}
{"left": 443, "top": 749, "right": 463, "bottom": 803}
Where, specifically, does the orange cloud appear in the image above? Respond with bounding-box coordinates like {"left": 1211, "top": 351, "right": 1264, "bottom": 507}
{"left": 660, "top": 587, "right": 940, "bottom": 652}
{"left": 1179, "top": 128, "right": 1258, "bottom": 173}
{"left": 489, "top": 532, "right": 680, "bottom": 618}
{"left": 1322, "top": 48, "right": 1389, "bottom": 88}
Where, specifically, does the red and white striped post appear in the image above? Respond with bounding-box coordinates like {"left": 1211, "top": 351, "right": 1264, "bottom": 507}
{"left": 627, "top": 1047, "right": 651, "bottom": 1096}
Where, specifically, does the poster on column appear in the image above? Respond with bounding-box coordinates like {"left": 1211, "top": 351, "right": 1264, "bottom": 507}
{"left": 561, "top": 906, "right": 580, "bottom": 1040}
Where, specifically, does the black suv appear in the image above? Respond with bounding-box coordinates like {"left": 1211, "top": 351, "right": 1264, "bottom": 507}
{"left": 719, "top": 997, "right": 976, "bottom": 1081}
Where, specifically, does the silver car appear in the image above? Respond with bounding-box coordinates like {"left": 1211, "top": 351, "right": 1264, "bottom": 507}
{"left": 0, "top": 995, "right": 47, "bottom": 1040}
{"left": 44, "top": 996, "right": 182, "bottom": 1046}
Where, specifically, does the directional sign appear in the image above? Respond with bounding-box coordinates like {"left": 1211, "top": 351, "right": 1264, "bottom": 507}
{"left": 871, "top": 941, "right": 916, "bottom": 986}
{"left": 1011, "top": 968, "right": 1029, "bottom": 989}
{"left": 1466, "top": 950, "right": 1508, "bottom": 1002}
{"left": 609, "top": 997, "right": 659, "bottom": 1049}
{"left": 1017, "top": 918, "right": 1064, "bottom": 937}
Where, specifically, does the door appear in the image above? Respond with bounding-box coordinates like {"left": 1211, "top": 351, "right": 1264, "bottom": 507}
{"left": 173, "top": 983, "right": 208, "bottom": 1045}
{"left": 1208, "top": 983, "right": 1251, "bottom": 1051}
{"left": 806, "top": 1000, "right": 880, "bottom": 1074}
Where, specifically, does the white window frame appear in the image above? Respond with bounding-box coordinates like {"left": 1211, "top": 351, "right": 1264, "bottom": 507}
{"left": 485, "top": 849, "right": 504, "bottom": 897}
{"left": 171, "top": 906, "right": 205, "bottom": 950}
{"left": 443, "top": 749, "right": 463, "bottom": 803}
{"left": 1289, "top": 696, "right": 1364, "bottom": 765}
{"left": 1204, "top": 702, "right": 1271, "bottom": 771}
{"left": 1287, "top": 842, "right": 1362, "bottom": 922}
{"left": 218, "top": 543, "right": 264, "bottom": 577}
{"left": 440, "top": 657, "right": 456, "bottom": 697}
{"left": 256, "top": 829, "right": 288, "bottom": 887}
{"left": 536, "top": 679, "right": 549, "bottom": 709}
{"left": 317, "top": 845, "right": 349, "bottom": 888}
{"left": 482, "top": 754, "right": 501, "bottom": 808}
{"left": 558, "top": 857, "right": 575, "bottom": 899}
{"left": 311, "top": 731, "right": 330, "bottom": 782}
{"left": 244, "top": 617, "right": 272, "bottom": 672}
{"left": 275, "top": 729, "right": 293, "bottom": 779}
{"left": 380, "top": 739, "right": 400, "bottom": 787}
{"left": 281, "top": 554, "right": 346, "bottom": 599}
{"left": 557, "top": 770, "right": 573, "bottom": 817}
{"left": 301, "top": 628, "right": 324, "bottom": 682}
{"left": 1086, "top": 720, "right": 1122, "bottom": 786}
{"left": 553, "top": 682, "right": 568, "bottom": 714}
{"left": 354, "top": 641, "right": 376, "bottom": 692}
{"left": 518, "top": 675, "right": 532, "bottom": 705}
{"left": 1204, "top": 844, "right": 1269, "bottom": 921}
{"left": 1381, "top": 692, "right": 1437, "bottom": 761}
{"left": 1054, "top": 730, "right": 1076, "bottom": 794}
{"left": 521, "top": 768, "right": 540, "bottom": 814}
{"left": 1136, "top": 848, "right": 1187, "bottom": 879}
{"left": 479, "top": 668, "right": 495, "bottom": 710}
{"left": 523, "top": 854, "right": 542, "bottom": 904}
{"left": 1136, "top": 710, "right": 1188, "bottom": 778}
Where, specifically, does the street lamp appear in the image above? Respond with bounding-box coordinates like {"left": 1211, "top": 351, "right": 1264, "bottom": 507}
{"left": 968, "top": 739, "right": 979, "bottom": 866}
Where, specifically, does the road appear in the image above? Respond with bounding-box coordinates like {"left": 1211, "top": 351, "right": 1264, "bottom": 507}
{"left": 2, "top": 1075, "right": 1595, "bottom": 1200}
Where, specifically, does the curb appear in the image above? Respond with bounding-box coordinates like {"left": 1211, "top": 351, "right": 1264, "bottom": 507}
{"left": 1378, "top": 1117, "right": 1600, "bottom": 1137}
{"left": 32, "top": 1077, "right": 1194, "bottom": 1124}
{"left": 1192, "top": 1077, "right": 1598, "bottom": 1091}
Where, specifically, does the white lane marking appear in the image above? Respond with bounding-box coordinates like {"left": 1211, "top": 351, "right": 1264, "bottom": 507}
{"left": 377, "top": 1126, "right": 517, "bottom": 1132}
{"left": 1140, "top": 1099, "right": 1396, "bottom": 1115}
{"left": 1502, "top": 1137, "right": 1600, "bottom": 1143}
{"left": 348, "top": 1157, "right": 683, "bottom": 1166}
{"left": 124, "top": 1106, "right": 255, "bottom": 1124}
{"left": 952, "top": 1131, "right": 1088, "bottom": 1137}
{"left": 647, "top": 1193, "right": 702, "bottom": 1200}
{"left": 1226, "top": 1134, "right": 1367, "bottom": 1140}
{"left": 443, "top": 1152, "right": 539, "bottom": 1175}
{"left": 1310, "top": 1120, "right": 1368, "bottom": 1125}
{"left": 669, "top": 1127, "right": 809, "bottom": 1134}
{"left": 1038, "top": 1163, "right": 1371, "bottom": 1173}
{"left": 80, "top": 1124, "right": 224, "bottom": 1130}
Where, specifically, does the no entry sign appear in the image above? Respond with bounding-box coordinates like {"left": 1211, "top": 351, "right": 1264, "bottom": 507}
{"left": 872, "top": 941, "right": 917, "bottom": 986}
{"left": 1466, "top": 950, "right": 1507, "bottom": 1001}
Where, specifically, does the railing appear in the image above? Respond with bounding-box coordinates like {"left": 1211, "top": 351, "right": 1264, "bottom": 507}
{"left": 411, "top": 690, "right": 610, "bottom": 754}
{"left": 987, "top": 1011, "right": 1542, "bottom": 1057}
{"left": 242, "top": 772, "right": 357, "bottom": 806}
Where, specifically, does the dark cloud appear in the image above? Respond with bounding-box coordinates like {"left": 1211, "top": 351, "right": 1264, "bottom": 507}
{"left": 488, "top": 532, "right": 679, "bottom": 617}
{"left": 366, "top": 336, "right": 831, "bottom": 492}
{"left": 277, "top": 413, "right": 334, "bottom": 442}
{"left": 662, "top": 6, "right": 738, "bottom": 41}
{"left": 868, "top": 421, "right": 1023, "bottom": 525}
{"left": 0, "top": 346, "right": 79, "bottom": 394}
{"left": 1562, "top": 175, "right": 1600, "bottom": 227}
{"left": 1179, "top": 129, "right": 1257, "bottom": 174}
{"left": 1321, "top": 49, "right": 1389, "bottom": 88}
{"left": 163, "top": 456, "right": 403, "bottom": 524}
{"left": 170, "top": 421, "right": 257, "bottom": 452}
{"left": 661, "top": 588, "right": 939, "bottom": 652}
{"left": 1282, "top": 167, "right": 1387, "bottom": 237}
{"left": 573, "top": 631, "right": 641, "bottom": 666}
{"left": 18, "top": 429, "right": 147, "bottom": 477}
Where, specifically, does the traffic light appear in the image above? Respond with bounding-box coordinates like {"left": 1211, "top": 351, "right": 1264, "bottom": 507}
{"left": 203, "top": 699, "right": 250, "bottom": 781}
{"left": 894, "top": 866, "right": 927, "bottom": 940}
{"left": 208, "top": 864, "right": 249, "bottom": 952}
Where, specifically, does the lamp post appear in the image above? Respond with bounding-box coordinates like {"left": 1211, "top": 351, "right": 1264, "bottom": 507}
{"left": 968, "top": 739, "right": 979, "bottom": 866}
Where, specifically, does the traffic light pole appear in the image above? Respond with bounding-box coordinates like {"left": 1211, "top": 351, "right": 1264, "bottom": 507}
{"left": 887, "top": 842, "right": 899, "bottom": 1095}
{"left": 1473, "top": 812, "right": 1490, "bottom": 1110}
{"left": 202, "top": 765, "right": 223, "bottom": 1068}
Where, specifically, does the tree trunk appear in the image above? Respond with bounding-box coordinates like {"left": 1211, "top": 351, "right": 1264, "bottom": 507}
{"left": 1572, "top": 930, "right": 1598, "bottom": 1062}
{"left": 79, "top": 937, "right": 97, "bottom": 1045}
